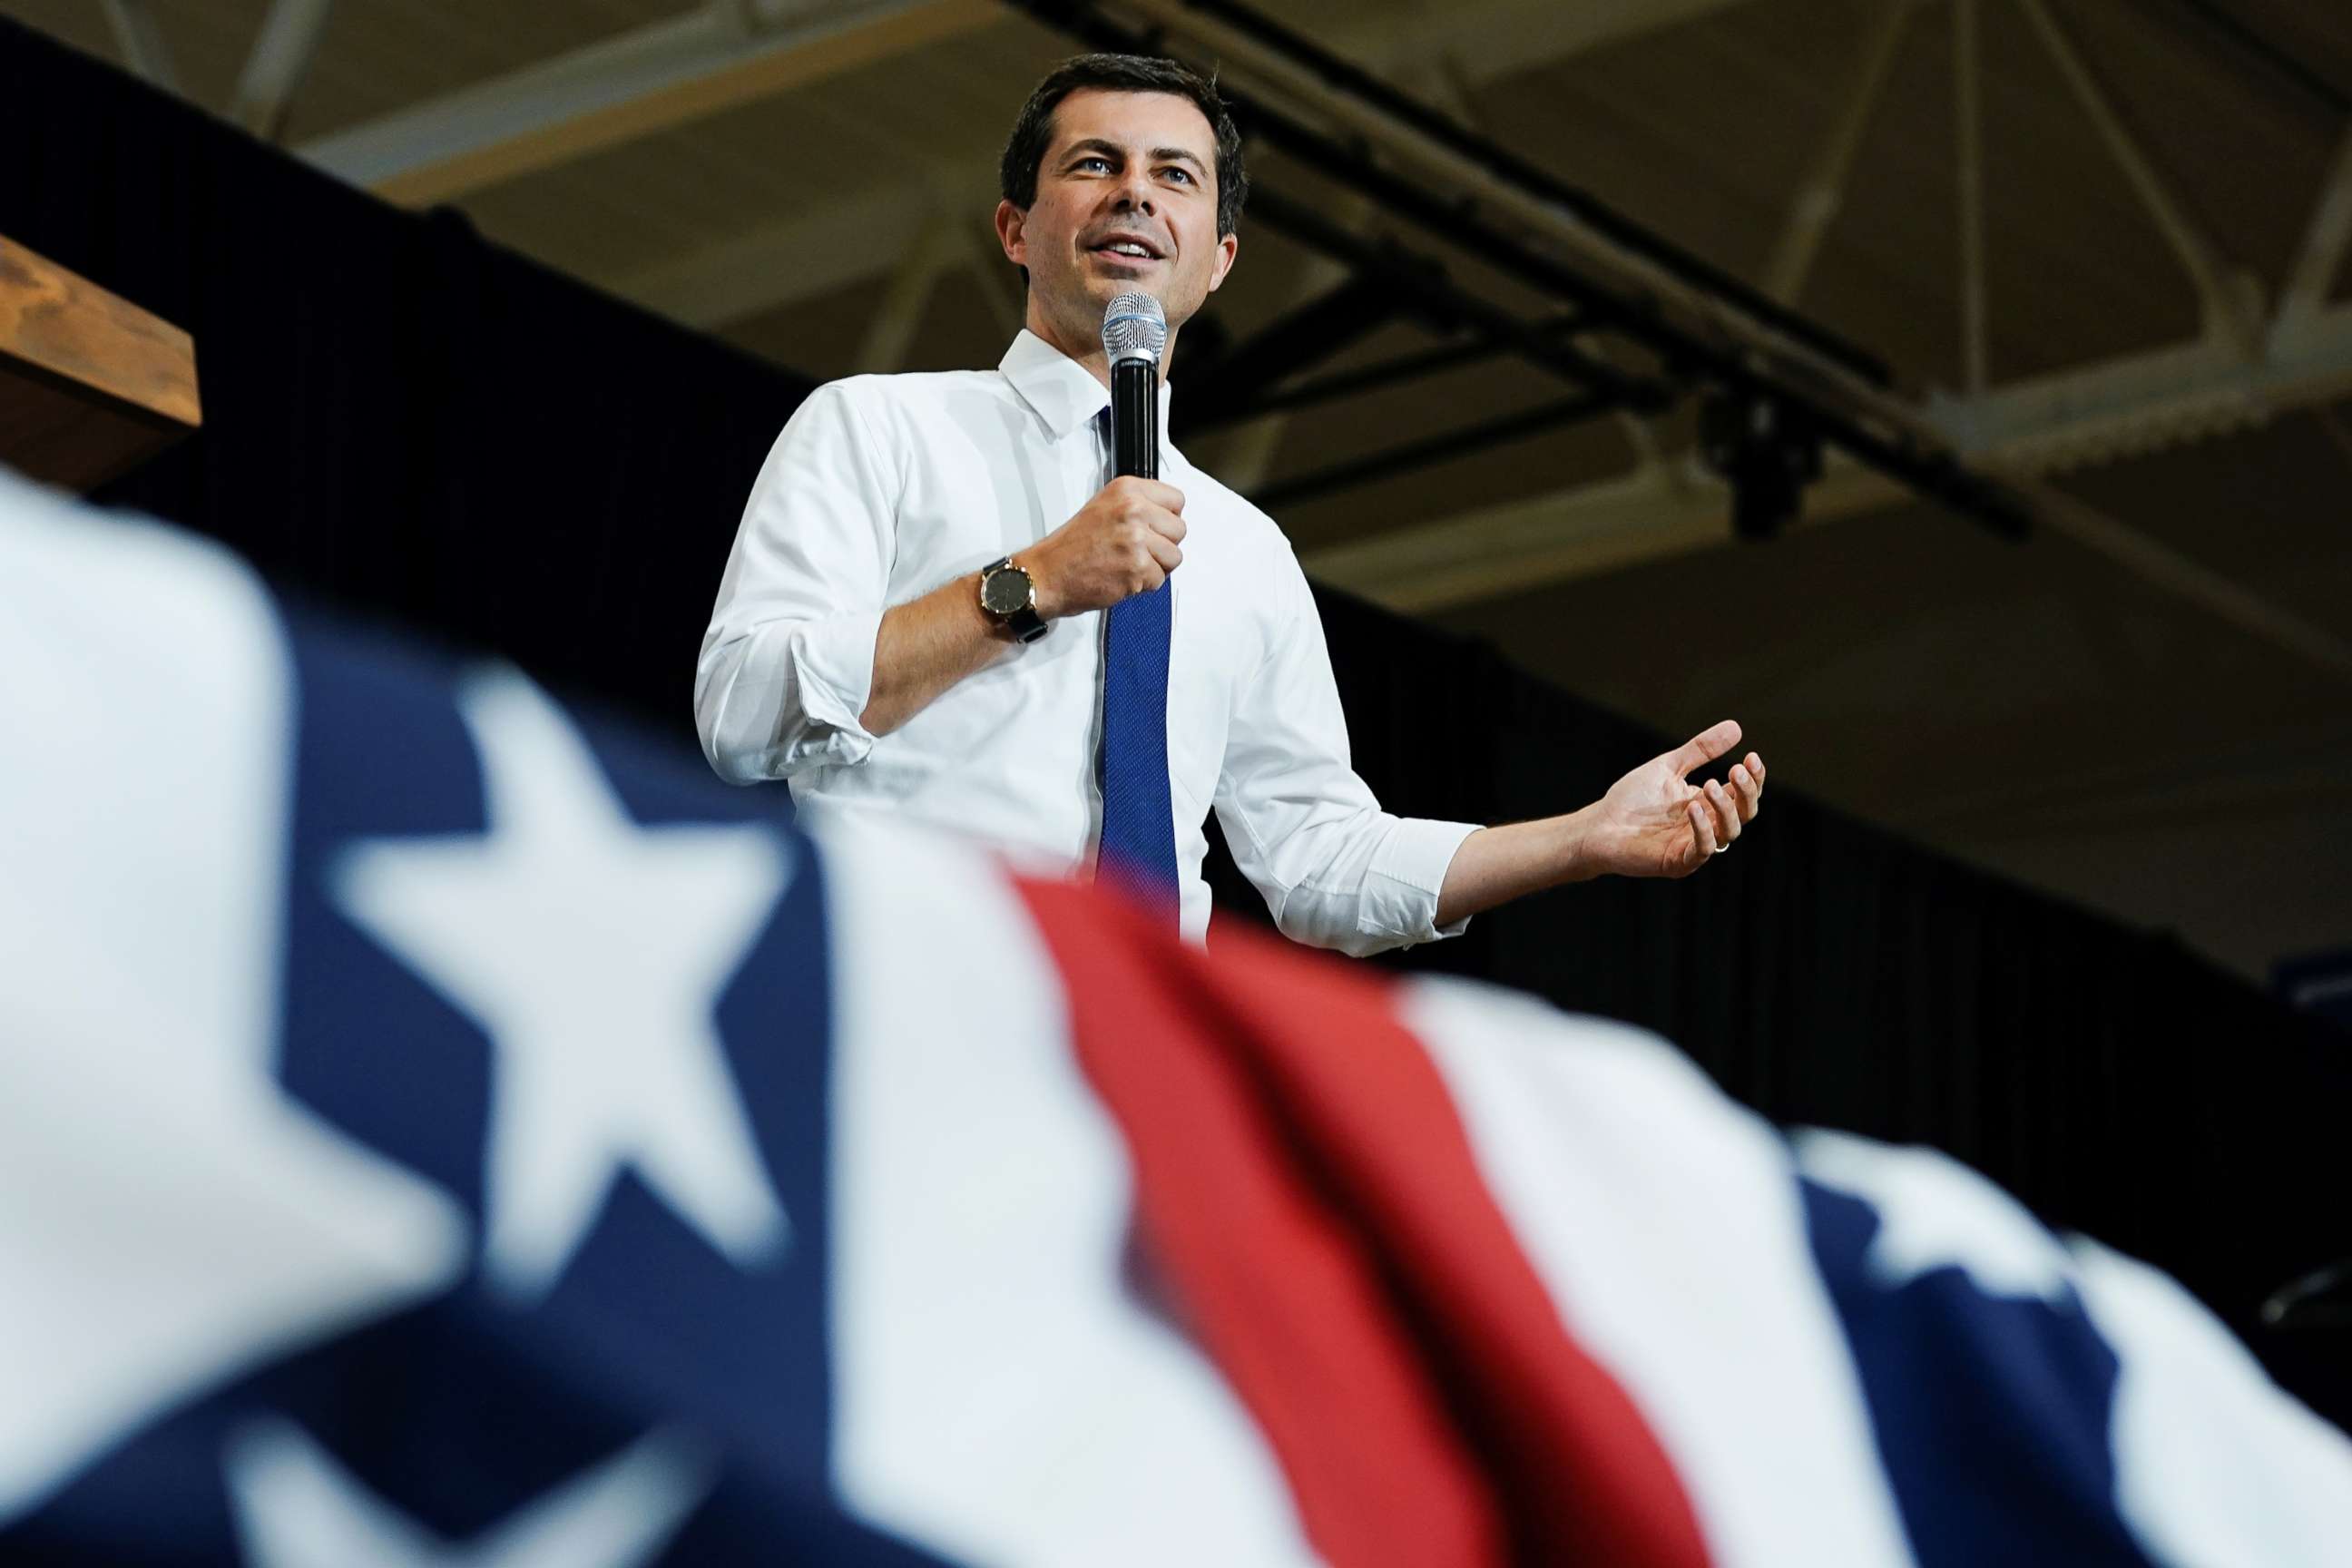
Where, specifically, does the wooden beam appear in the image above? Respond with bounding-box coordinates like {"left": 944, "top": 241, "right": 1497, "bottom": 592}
{"left": 0, "top": 239, "right": 201, "bottom": 493}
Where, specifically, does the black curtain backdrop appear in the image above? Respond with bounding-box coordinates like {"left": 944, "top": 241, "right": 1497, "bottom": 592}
{"left": 5, "top": 18, "right": 2344, "bottom": 1426}
{"left": 0, "top": 19, "right": 813, "bottom": 720}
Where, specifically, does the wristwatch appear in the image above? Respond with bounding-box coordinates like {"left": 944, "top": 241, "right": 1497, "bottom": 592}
{"left": 977, "top": 556, "right": 1048, "bottom": 643}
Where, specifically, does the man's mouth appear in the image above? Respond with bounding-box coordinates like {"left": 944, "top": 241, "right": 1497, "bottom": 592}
{"left": 1091, "top": 238, "right": 1161, "bottom": 261}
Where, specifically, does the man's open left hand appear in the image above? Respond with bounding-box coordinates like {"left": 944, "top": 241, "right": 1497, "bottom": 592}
{"left": 1587, "top": 720, "right": 1765, "bottom": 879}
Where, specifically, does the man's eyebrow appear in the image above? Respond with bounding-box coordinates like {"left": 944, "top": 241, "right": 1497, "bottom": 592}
{"left": 1060, "top": 138, "right": 1210, "bottom": 173}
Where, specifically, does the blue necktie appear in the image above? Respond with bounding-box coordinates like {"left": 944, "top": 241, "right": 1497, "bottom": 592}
{"left": 1094, "top": 407, "right": 1180, "bottom": 926}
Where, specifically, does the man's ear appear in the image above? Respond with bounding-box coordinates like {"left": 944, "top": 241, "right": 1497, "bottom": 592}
{"left": 995, "top": 199, "right": 1027, "bottom": 268}
{"left": 1206, "top": 229, "right": 1240, "bottom": 294}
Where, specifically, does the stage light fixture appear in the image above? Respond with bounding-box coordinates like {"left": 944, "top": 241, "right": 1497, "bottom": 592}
{"left": 1700, "top": 388, "right": 1823, "bottom": 542}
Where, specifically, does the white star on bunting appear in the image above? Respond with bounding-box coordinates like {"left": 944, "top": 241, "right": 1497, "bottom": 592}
{"left": 224, "top": 1418, "right": 716, "bottom": 1568}
{"left": 0, "top": 487, "right": 469, "bottom": 1519}
{"left": 331, "top": 669, "right": 793, "bottom": 1300}
{"left": 1795, "top": 1128, "right": 2076, "bottom": 1304}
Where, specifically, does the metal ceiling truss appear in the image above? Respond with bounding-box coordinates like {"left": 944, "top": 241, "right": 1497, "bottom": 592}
{"left": 995, "top": 0, "right": 2349, "bottom": 681}
{"left": 1135, "top": 0, "right": 1892, "bottom": 382}
{"left": 102, "top": 0, "right": 335, "bottom": 142}
{"left": 1004, "top": 0, "right": 2036, "bottom": 544}
{"left": 299, "top": 0, "right": 998, "bottom": 204}
{"left": 299, "top": 0, "right": 1745, "bottom": 236}
{"left": 1178, "top": 189, "right": 1661, "bottom": 409}
{"left": 1171, "top": 189, "right": 1660, "bottom": 510}
{"left": 1170, "top": 272, "right": 1410, "bottom": 426}
{"left": 98, "top": 0, "right": 176, "bottom": 93}
{"left": 230, "top": 0, "right": 338, "bottom": 142}
{"left": 251, "top": 0, "right": 2350, "bottom": 671}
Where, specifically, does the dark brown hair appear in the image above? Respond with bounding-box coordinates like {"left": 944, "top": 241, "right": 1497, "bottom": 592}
{"left": 1000, "top": 53, "right": 1250, "bottom": 238}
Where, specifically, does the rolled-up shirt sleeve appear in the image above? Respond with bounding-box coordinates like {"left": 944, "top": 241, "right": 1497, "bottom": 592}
{"left": 1213, "top": 549, "right": 1482, "bottom": 956}
{"left": 696, "top": 382, "right": 898, "bottom": 785}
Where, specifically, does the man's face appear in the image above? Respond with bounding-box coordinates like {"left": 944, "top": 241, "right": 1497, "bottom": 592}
{"left": 997, "top": 87, "right": 1239, "bottom": 363}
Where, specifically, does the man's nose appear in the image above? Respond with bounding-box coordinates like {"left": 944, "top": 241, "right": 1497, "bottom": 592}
{"left": 1111, "top": 169, "right": 1157, "bottom": 214}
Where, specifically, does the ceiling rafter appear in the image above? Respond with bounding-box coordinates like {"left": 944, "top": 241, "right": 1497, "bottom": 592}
{"left": 230, "top": 0, "right": 337, "bottom": 142}
{"left": 300, "top": 0, "right": 1749, "bottom": 216}
{"left": 2013, "top": 0, "right": 2264, "bottom": 354}
{"left": 610, "top": 174, "right": 971, "bottom": 330}
{"left": 581, "top": 0, "right": 1758, "bottom": 332}
{"left": 298, "top": 0, "right": 996, "bottom": 205}
{"left": 2277, "top": 122, "right": 2352, "bottom": 335}
{"left": 1012, "top": 0, "right": 2053, "bottom": 557}
{"left": 853, "top": 216, "right": 966, "bottom": 373}
{"left": 1761, "top": 0, "right": 1915, "bottom": 307}
{"left": 98, "top": 0, "right": 175, "bottom": 93}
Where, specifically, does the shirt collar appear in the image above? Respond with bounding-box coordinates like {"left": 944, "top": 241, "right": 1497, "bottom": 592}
{"left": 998, "top": 328, "right": 1177, "bottom": 443}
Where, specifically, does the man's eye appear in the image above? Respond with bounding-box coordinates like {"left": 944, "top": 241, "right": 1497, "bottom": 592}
{"left": 1076, "top": 156, "right": 1112, "bottom": 172}
{"left": 1162, "top": 166, "right": 1194, "bottom": 184}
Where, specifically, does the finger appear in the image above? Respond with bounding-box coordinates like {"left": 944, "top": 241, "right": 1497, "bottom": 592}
{"left": 1668, "top": 719, "right": 1743, "bottom": 779}
{"left": 1687, "top": 798, "right": 1719, "bottom": 861}
{"left": 1145, "top": 534, "right": 1183, "bottom": 573}
{"left": 1144, "top": 505, "right": 1188, "bottom": 543}
{"left": 1706, "top": 779, "right": 1741, "bottom": 844}
{"left": 1729, "top": 761, "right": 1762, "bottom": 820}
{"left": 1102, "top": 477, "right": 1180, "bottom": 516}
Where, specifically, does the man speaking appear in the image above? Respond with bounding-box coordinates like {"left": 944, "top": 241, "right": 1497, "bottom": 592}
{"left": 696, "top": 54, "right": 1764, "bottom": 955}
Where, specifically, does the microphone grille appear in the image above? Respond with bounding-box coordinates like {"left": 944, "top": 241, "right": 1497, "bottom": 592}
{"left": 1101, "top": 292, "right": 1168, "bottom": 366}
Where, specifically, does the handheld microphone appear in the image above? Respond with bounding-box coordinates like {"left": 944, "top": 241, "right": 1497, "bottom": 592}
{"left": 1100, "top": 292, "right": 1167, "bottom": 481}
{"left": 1093, "top": 290, "right": 1179, "bottom": 922}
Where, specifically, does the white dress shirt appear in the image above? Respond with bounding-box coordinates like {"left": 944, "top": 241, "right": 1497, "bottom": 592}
{"left": 695, "top": 330, "right": 1478, "bottom": 955}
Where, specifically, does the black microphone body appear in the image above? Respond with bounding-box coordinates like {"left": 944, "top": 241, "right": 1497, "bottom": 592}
{"left": 1110, "top": 357, "right": 1158, "bottom": 482}
{"left": 1101, "top": 292, "right": 1167, "bottom": 482}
